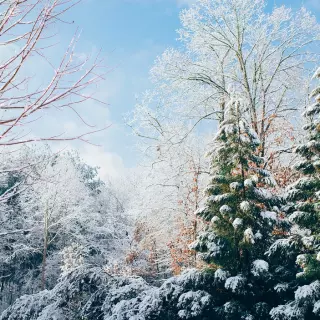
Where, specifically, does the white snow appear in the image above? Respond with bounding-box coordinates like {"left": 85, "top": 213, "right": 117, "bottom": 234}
{"left": 220, "top": 205, "right": 232, "bottom": 215}
{"left": 240, "top": 201, "right": 251, "bottom": 213}
{"left": 214, "top": 269, "right": 229, "bottom": 281}
{"left": 211, "top": 216, "right": 220, "bottom": 224}
{"left": 244, "top": 179, "right": 254, "bottom": 188}
{"left": 302, "top": 236, "right": 315, "bottom": 248}
{"left": 229, "top": 181, "right": 242, "bottom": 191}
{"left": 232, "top": 218, "right": 243, "bottom": 229}
{"left": 251, "top": 260, "right": 269, "bottom": 276}
{"left": 254, "top": 231, "right": 263, "bottom": 240}
{"left": 261, "top": 211, "right": 277, "bottom": 221}
{"left": 244, "top": 228, "right": 255, "bottom": 244}
{"left": 195, "top": 206, "right": 208, "bottom": 215}
{"left": 296, "top": 254, "right": 307, "bottom": 267}
{"left": 312, "top": 67, "right": 320, "bottom": 79}
{"left": 225, "top": 275, "right": 246, "bottom": 293}
{"left": 274, "top": 283, "right": 289, "bottom": 293}
{"left": 313, "top": 300, "right": 320, "bottom": 315}
{"left": 294, "top": 281, "right": 320, "bottom": 305}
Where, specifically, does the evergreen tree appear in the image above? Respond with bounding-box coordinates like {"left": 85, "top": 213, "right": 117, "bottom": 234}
{"left": 269, "top": 68, "right": 320, "bottom": 319}
{"left": 191, "top": 98, "right": 285, "bottom": 318}
{"left": 0, "top": 100, "right": 295, "bottom": 320}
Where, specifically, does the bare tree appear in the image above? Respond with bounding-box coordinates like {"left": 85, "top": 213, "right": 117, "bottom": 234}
{"left": 0, "top": 0, "right": 107, "bottom": 207}
{"left": 0, "top": 0, "right": 106, "bottom": 146}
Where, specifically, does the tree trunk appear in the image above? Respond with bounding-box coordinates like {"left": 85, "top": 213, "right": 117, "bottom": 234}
{"left": 41, "top": 206, "right": 49, "bottom": 290}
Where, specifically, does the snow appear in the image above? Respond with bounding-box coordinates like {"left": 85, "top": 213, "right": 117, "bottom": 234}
{"left": 244, "top": 228, "right": 255, "bottom": 244}
{"left": 304, "top": 102, "right": 320, "bottom": 117}
{"left": 251, "top": 260, "right": 269, "bottom": 276}
{"left": 60, "top": 243, "right": 85, "bottom": 275}
{"left": 265, "top": 237, "right": 297, "bottom": 258}
{"left": 195, "top": 206, "right": 208, "bottom": 216}
{"left": 296, "top": 254, "right": 307, "bottom": 267}
{"left": 270, "top": 302, "right": 304, "bottom": 320}
{"left": 207, "top": 240, "right": 224, "bottom": 256}
{"left": 229, "top": 181, "right": 243, "bottom": 192}
{"left": 225, "top": 275, "right": 246, "bottom": 294}
{"left": 288, "top": 211, "right": 304, "bottom": 223}
{"left": 313, "top": 300, "right": 320, "bottom": 315}
{"left": 294, "top": 281, "right": 320, "bottom": 309}
{"left": 274, "top": 283, "right": 289, "bottom": 293}
{"left": 301, "top": 235, "right": 315, "bottom": 248}
{"left": 289, "top": 176, "right": 317, "bottom": 190}
{"left": 312, "top": 67, "right": 320, "bottom": 79}
{"left": 254, "top": 231, "right": 263, "bottom": 240}
{"left": 254, "top": 188, "right": 274, "bottom": 201}
{"left": 220, "top": 205, "right": 232, "bottom": 215}
{"left": 310, "top": 87, "right": 320, "bottom": 99}
{"left": 244, "top": 179, "right": 254, "bottom": 188}
{"left": 291, "top": 225, "right": 311, "bottom": 237}
{"left": 261, "top": 211, "right": 277, "bottom": 221}
{"left": 296, "top": 272, "right": 306, "bottom": 279}
{"left": 211, "top": 216, "right": 220, "bottom": 224}
{"left": 214, "top": 268, "right": 229, "bottom": 282}
{"left": 232, "top": 218, "right": 243, "bottom": 229}
{"left": 177, "top": 291, "right": 212, "bottom": 319}
{"left": 208, "top": 193, "right": 233, "bottom": 204}
{"left": 240, "top": 201, "right": 251, "bottom": 213}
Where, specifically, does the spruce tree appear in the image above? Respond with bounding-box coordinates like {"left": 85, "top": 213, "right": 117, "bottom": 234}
{"left": 191, "top": 98, "right": 285, "bottom": 318}
{"left": 269, "top": 68, "right": 320, "bottom": 320}
{"left": 286, "top": 67, "right": 320, "bottom": 281}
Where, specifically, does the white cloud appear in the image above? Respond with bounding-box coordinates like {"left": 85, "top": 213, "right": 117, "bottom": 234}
{"left": 51, "top": 141, "right": 126, "bottom": 181}
{"left": 79, "top": 144, "right": 126, "bottom": 181}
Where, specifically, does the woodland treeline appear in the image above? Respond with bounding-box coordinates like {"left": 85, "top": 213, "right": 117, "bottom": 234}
{"left": 1, "top": 0, "right": 320, "bottom": 319}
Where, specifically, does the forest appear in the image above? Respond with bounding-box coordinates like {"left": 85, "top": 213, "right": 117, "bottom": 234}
{"left": 1, "top": 0, "right": 320, "bottom": 319}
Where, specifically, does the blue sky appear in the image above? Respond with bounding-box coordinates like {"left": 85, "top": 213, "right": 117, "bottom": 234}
{"left": 36, "top": 0, "right": 320, "bottom": 179}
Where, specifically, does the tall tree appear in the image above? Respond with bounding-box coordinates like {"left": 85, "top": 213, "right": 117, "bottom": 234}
{"left": 191, "top": 97, "right": 286, "bottom": 318}
{"left": 269, "top": 68, "right": 320, "bottom": 320}
{"left": 130, "top": 0, "right": 319, "bottom": 160}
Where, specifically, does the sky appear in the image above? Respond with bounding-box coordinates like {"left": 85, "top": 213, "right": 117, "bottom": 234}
{"left": 28, "top": 0, "right": 320, "bottom": 180}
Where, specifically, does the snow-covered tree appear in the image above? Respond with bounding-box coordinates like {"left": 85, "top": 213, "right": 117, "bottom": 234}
{"left": 286, "top": 67, "right": 320, "bottom": 281}
{"left": 267, "top": 68, "right": 320, "bottom": 319}
{"left": 124, "top": 133, "right": 209, "bottom": 278}
{"left": 130, "top": 0, "right": 319, "bottom": 169}
{"left": 0, "top": 147, "right": 131, "bottom": 313}
{"left": 0, "top": 266, "right": 224, "bottom": 320}
{"left": 190, "top": 97, "right": 286, "bottom": 317}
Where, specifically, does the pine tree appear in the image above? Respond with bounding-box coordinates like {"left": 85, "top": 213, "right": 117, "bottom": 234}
{"left": 285, "top": 67, "right": 320, "bottom": 281}
{"left": 269, "top": 68, "right": 320, "bottom": 320}
{"left": 191, "top": 98, "right": 285, "bottom": 318}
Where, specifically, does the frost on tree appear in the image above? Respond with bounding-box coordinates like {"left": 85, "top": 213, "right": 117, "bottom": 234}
{"left": 131, "top": 0, "right": 320, "bottom": 163}
{"left": 191, "top": 98, "right": 286, "bottom": 317}
{"left": 267, "top": 68, "right": 320, "bottom": 319}
{"left": 0, "top": 147, "right": 131, "bottom": 313}
{"left": 0, "top": 268, "right": 216, "bottom": 320}
{"left": 286, "top": 66, "right": 320, "bottom": 281}
{"left": 0, "top": 101, "right": 287, "bottom": 319}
